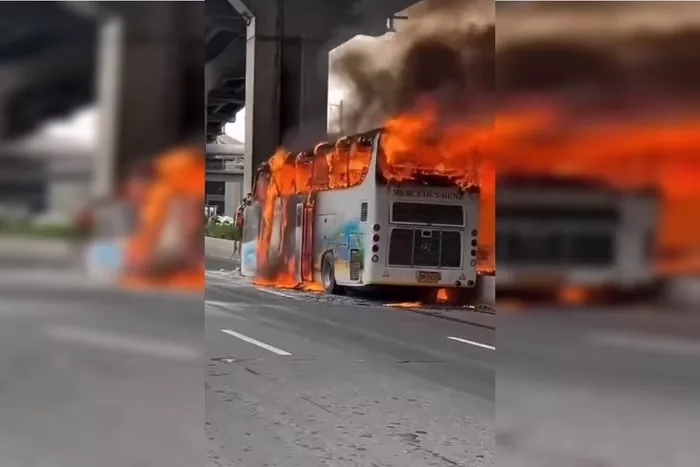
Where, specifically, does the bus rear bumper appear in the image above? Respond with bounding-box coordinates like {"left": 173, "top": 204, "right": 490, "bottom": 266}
{"left": 362, "top": 267, "right": 478, "bottom": 288}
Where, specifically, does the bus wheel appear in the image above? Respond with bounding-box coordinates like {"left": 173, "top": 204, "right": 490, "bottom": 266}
{"left": 322, "top": 254, "right": 345, "bottom": 295}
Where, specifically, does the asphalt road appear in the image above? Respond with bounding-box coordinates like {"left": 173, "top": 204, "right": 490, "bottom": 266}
{"left": 207, "top": 257, "right": 700, "bottom": 467}
{"left": 0, "top": 265, "right": 203, "bottom": 467}
{"left": 4, "top": 253, "right": 696, "bottom": 467}
{"left": 498, "top": 310, "right": 700, "bottom": 467}
{"left": 205, "top": 259, "right": 496, "bottom": 467}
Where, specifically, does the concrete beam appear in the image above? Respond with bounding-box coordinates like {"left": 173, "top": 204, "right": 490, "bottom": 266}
{"left": 226, "top": 0, "right": 253, "bottom": 23}
{"left": 324, "top": 0, "right": 419, "bottom": 50}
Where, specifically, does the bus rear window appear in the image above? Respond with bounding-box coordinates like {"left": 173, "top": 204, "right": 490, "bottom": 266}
{"left": 391, "top": 202, "right": 464, "bottom": 226}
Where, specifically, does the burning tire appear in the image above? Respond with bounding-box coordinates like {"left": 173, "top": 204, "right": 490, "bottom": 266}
{"left": 322, "top": 254, "right": 345, "bottom": 295}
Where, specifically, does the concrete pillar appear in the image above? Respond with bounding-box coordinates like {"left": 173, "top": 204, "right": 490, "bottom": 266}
{"left": 111, "top": 5, "right": 183, "bottom": 182}
{"left": 93, "top": 2, "right": 203, "bottom": 194}
{"left": 243, "top": 0, "right": 331, "bottom": 191}
{"left": 93, "top": 16, "right": 123, "bottom": 198}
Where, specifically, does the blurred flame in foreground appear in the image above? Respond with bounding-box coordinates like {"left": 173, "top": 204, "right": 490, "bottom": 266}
{"left": 495, "top": 103, "right": 700, "bottom": 275}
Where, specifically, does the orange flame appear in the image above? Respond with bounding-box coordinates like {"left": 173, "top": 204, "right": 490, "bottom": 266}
{"left": 495, "top": 103, "right": 700, "bottom": 274}
{"left": 251, "top": 101, "right": 495, "bottom": 289}
{"left": 385, "top": 302, "right": 423, "bottom": 308}
{"left": 380, "top": 101, "right": 495, "bottom": 273}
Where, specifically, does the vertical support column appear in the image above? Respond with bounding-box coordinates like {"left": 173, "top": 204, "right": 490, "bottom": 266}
{"left": 94, "top": 3, "right": 187, "bottom": 191}
{"left": 114, "top": 6, "right": 181, "bottom": 181}
{"left": 243, "top": 0, "right": 332, "bottom": 192}
{"left": 278, "top": 38, "right": 330, "bottom": 148}
{"left": 93, "top": 17, "right": 123, "bottom": 198}
{"left": 295, "top": 39, "right": 329, "bottom": 145}
{"left": 243, "top": 9, "right": 282, "bottom": 192}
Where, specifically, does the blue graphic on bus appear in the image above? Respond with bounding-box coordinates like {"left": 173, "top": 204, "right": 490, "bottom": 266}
{"left": 328, "top": 219, "right": 364, "bottom": 262}
{"left": 241, "top": 240, "right": 257, "bottom": 274}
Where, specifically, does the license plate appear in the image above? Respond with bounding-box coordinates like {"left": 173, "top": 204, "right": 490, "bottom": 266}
{"left": 416, "top": 271, "right": 442, "bottom": 284}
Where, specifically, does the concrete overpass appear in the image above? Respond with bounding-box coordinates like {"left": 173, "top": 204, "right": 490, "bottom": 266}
{"left": 0, "top": 0, "right": 418, "bottom": 198}
{"left": 0, "top": 2, "right": 203, "bottom": 198}
{"left": 205, "top": 0, "right": 421, "bottom": 189}
{"left": 0, "top": 3, "right": 96, "bottom": 140}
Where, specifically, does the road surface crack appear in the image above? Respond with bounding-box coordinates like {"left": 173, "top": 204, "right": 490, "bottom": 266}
{"left": 396, "top": 360, "right": 448, "bottom": 364}
{"left": 298, "top": 395, "right": 339, "bottom": 417}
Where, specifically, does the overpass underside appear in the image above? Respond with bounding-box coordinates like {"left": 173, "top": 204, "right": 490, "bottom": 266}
{"left": 215, "top": 0, "right": 419, "bottom": 190}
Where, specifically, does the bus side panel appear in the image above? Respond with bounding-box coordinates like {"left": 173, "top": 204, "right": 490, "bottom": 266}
{"left": 240, "top": 203, "right": 261, "bottom": 277}
{"left": 617, "top": 194, "right": 659, "bottom": 287}
{"left": 464, "top": 192, "right": 480, "bottom": 280}
{"left": 314, "top": 190, "right": 368, "bottom": 286}
{"left": 314, "top": 213, "right": 336, "bottom": 280}
{"left": 301, "top": 199, "right": 315, "bottom": 283}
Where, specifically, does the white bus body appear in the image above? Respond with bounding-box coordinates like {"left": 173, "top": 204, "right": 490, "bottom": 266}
{"left": 241, "top": 130, "right": 481, "bottom": 293}
{"left": 496, "top": 176, "right": 659, "bottom": 291}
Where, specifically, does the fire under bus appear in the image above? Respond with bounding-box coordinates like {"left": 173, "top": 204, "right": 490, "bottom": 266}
{"left": 240, "top": 128, "right": 481, "bottom": 296}
{"left": 496, "top": 174, "right": 661, "bottom": 298}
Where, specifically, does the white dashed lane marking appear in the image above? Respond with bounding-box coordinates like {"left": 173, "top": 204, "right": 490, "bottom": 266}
{"left": 255, "top": 287, "right": 296, "bottom": 299}
{"left": 588, "top": 332, "right": 700, "bottom": 358}
{"left": 448, "top": 336, "right": 495, "bottom": 350}
{"left": 221, "top": 329, "right": 292, "bottom": 356}
{"left": 45, "top": 325, "right": 202, "bottom": 361}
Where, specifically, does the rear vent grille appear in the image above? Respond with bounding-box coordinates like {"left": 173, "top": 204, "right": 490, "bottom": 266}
{"left": 360, "top": 202, "right": 368, "bottom": 222}
{"left": 388, "top": 229, "right": 462, "bottom": 268}
{"left": 349, "top": 249, "right": 362, "bottom": 280}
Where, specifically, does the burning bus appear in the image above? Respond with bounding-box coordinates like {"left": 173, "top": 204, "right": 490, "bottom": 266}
{"left": 496, "top": 175, "right": 661, "bottom": 298}
{"left": 239, "top": 127, "right": 482, "bottom": 296}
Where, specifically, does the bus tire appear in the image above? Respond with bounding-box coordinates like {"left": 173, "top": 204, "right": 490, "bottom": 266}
{"left": 321, "top": 254, "right": 345, "bottom": 295}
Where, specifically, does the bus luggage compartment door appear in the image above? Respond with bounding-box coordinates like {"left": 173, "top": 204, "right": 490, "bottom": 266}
{"left": 293, "top": 202, "right": 304, "bottom": 284}
{"left": 301, "top": 201, "right": 315, "bottom": 283}
{"left": 240, "top": 204, "right": 261, "bottom": 277}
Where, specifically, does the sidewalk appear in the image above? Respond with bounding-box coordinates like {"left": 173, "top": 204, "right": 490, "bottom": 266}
{"left": 0, "top": 235, "right": 79, "bottom": 268}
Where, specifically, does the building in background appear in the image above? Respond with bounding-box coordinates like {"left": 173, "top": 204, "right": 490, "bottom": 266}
{"left": 0, "top": 136, "right": 92, "bottom": 221}
{"left": 206, "top": 133, "right": 244, "bottom": 216}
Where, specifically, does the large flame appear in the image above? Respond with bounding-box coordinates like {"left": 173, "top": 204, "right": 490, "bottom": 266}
{"left": 252, "top": 101, "right": 494, "bottom": 288}
{"left": 251, "top": 97, "right": 700, "bottom": 292}
{"left": 253, "top": 141, "right": 375, "bottom": 288}
{"left": 380, "top": 101, "right": 495, "bottom": 273}
{"left": 495, "top": 102, "right": 700, "bottom": 275}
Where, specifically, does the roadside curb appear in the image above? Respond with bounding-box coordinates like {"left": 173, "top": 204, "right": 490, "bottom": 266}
{"left": 0, "top": 269, "right": 112, "bottom": 293}
{"left": 0, "top": 269, "right": 204, "bottom": 300}
{"left": 0, "top": 236, "right": 77, "bottom": 263}
{"left": 204, "top": 236, "right": 241, "bottom": 262}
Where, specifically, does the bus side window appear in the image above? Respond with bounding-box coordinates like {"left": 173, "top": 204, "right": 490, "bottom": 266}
{"left": 348, "top": 142, "right": 371, "bottom": 187}
{"left": 254, "top": 171, "right": 269, "bottom": 200}
{"left": 312, "top": 154, "right": 330, "bottom": 191}
{"left": 334, "top": 148, "right": 349, "bottom": 188}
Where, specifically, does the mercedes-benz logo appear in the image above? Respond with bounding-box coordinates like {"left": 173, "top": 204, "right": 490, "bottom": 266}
{"left": 420, "top": 243, "right": 432, "bottom": 253}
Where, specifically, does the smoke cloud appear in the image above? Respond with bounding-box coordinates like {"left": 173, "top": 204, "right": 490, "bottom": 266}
{"left": 496, "top": 1, "right": 700, "bottom": 107}
{"left": 330, "top": 0, "right": 494, "bottom": 134}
